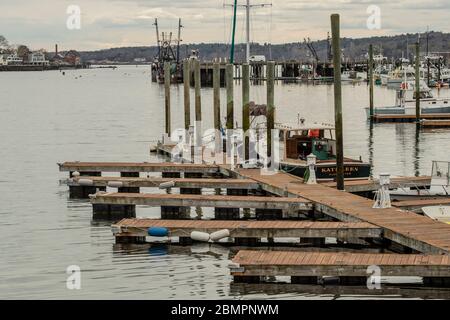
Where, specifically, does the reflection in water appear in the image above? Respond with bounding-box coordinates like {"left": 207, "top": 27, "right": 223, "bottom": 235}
{"left": 1, "top": 66, "right": 450, "bottom": 299}
{"left": 368, "top": 121, "right": 374, "bottom": 178}
{"left": 414, "top": 123, "right": 421, "bottom": 177}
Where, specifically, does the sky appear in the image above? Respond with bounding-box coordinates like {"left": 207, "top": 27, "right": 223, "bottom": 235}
{"left": 0, "top": 0, "right": 449, "bottom": 51}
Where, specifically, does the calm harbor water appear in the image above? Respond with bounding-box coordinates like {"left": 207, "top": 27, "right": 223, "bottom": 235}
{"left": 1, "top": 65, "right": 450, "bottom": 299}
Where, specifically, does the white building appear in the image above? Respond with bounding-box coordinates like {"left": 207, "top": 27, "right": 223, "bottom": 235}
{"left": 5, "top": 54, "right": 23, "bottom": 65}
{"left": 28, "top": 51, "right": 49, "bottom": 66}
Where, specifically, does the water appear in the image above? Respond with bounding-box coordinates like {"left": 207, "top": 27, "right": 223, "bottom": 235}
{"left": 1, "top": 65, "right": 450, "bottom": 299}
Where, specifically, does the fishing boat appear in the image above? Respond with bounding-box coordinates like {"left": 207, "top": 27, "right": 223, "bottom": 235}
{"left": 365, "top": 80, "right": 450, "bottom": 118}
{"left": 422, "top": 206, "right": 450, "bottom": 224}
{"left": 389, "top": 161, "right": 450, "bottom": 201}
{"left": 278, "top": 123, "right": 371, "bottom": 181}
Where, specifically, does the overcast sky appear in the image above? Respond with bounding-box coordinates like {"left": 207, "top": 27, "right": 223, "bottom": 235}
{"left": 1, "top": 0, "right": 449, "bottom": 51}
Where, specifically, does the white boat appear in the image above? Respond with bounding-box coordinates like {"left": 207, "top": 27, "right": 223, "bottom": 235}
{"left": 422, "top": 206, "right": 450, "bottom": 224}
{"left": 365, "top": 80, "right": 450, "bottom": 118}
{"left": 389, "top": 161, "right": 450, "bottom": 201}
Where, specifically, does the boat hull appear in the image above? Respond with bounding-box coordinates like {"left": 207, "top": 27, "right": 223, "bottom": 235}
{"left": 280, "top": 161, "right": 371, "bottom": 181}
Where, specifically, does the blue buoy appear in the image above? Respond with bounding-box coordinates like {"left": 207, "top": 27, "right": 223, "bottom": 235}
{"left": 148, "top": 227, "right": 169, "bottom": 237}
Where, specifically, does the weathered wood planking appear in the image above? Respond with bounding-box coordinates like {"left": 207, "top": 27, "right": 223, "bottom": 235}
{"left": 393, "top": 198, "right": 450, "bottom": 211}
{"left": 91, "top": 193, "right": 312, "bottom": 211}
{"left": 233, "top": 168, "right": 450, "bottom": 254}
{"left": 112, "top": 219, "right": 382, "bottom": 239}
{"left": 232, "top": 250, "right": 450, "bottom": 277}
{"left": 69, "top": 176, "right": 259, "bottom": 189}
{"left": 58, "top": 162, "right": 220, "bottom": 174}
{"left": 322, "top": 176, "right": 431, "bottom": 193}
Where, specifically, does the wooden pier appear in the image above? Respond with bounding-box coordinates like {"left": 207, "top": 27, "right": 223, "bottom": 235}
{"left": 420, "top": 119, "right": 450, "bottom": 128}
{"left": 372, "top": 113, "right": 450, "bottom": 123}
{"left": 58, "top": 161, "right": 220, "bottom": 175}
{"left": 90, "top": 193, "right": 311, "bottom": 212}
{"left": 232, "top": 168, "right": 450, "bottom": 255}
{"left": 231, "top": 250, "right": 450, "bottom": 286}
{"left": 112, "top": 219, "right": 382, "bottom": 243}
{"left": 69, "top": 176, "right": 259, "bottom": 190}
{"left": 393, "top": 198, "right": 450, "bottom": 212}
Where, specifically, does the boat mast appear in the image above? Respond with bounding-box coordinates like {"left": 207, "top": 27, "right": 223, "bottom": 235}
{"left": 230, "top": 0, "right": 238, "bottom": 63}
{"left": 154, "top": 18, "right": 161, "bottom": 60}
{"left": 177, "top": 18, "right": 183, "bottom": 64}
{"left": 246, "top": 0, "right": 250, "bottom": 63}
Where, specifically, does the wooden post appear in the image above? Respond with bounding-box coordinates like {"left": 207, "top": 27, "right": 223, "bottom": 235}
{"left": 213, "top": 63, "right": 221, "bottom": 131}
{"left": 183, "top": 60, "right": 191, "bottom": 131}
{"left": 242, "top": 63, "right": 250, "bottom": 161}
{"left": 331, "top": 14, "right": 344, "bottom": 190}
{"left": 266, "top": 61, "right": 275, "bottom": 159}
{"left": 415, "top": 42, "right": 421, "bottom": 122}
{"left": 226, "top": 63, "right": 234, "bottom": 129}
{"left": 164, "top": 62, "right": 171, "bottom": 135}
{"left": 369, "top": 44, "right": 374, "bottom": 119}
{"left": 195, "top": 60, "right": 202, "bottom": 123}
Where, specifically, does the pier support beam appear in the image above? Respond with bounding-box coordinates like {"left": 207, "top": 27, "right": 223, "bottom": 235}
{"left": 70, "top": 171, "right": 101, "bottom": 177}
{"left": 115, "top": 236, "right": 146, "bottom": 244}
{"left": 92, "top": 204, "right": 136, "bottom": 220}
{"left": 423, "top": 277, "right": 450, "bottom": 288}
{"left": 234, "top": 237, "right": 260, "bottom": 246}
{"left": 255, "top": 208, "right": 282, "bottom": 220}
{"left": 233, "top": 276, "right": 261, "bottom": 284}
{"left": 214, "top": 207, "right": 240, "bottom": 220}
{"left": 161, "top": 206, "right": 190, "bottom": 219}
{"left": 291, "top": 276, "right": 318, "bottom": 284}
{"left": 339, "top": 276, "right": 368, "bottom": 286}
{"left": 118, "top": 172, "right": 140, "bottom": 193}
{"left": 162, "top": 172, "right": 181, "bottom": 178}
{"left": 181, "top": 172, "right": 203, "bottom": 195}
{"left": 300, "top": 237, "right": 326, "bottom": 247}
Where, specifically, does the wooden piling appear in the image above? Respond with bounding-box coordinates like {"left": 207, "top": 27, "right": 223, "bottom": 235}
{"left": 194, "top": 60, "right": 202, "bottom": 123}
{"left": 183, "top": 60, "right": 191, "bottom": 131}
{"left": 369, "top": 44, "right": 374, "bottom": 119}
{"left": 213, "top": 63, "right": 221, "bottom": 131}
{"left": 331, "top": 14, "right": 344, "bottom": 190}
{"left": 266, "top": 61, "right": 275, "bottom": 159}
{"left": 415, "top": 42, "right": 421, "bottom": 122}
{"left": 242, "top": 63, "right": 250, "bottom": 161}
{"left": 164, "top": 62, "right": 171, "bottom": 135}
{"left": 226, "top": 64, "right": 234, "bottom": 129}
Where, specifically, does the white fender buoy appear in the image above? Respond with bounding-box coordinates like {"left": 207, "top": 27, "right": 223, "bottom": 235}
{"left": 78, "top": 178, "right": 94, "bottom": 186}
{"left": 190, "top": 231, "right": 210, "bottom": 242}
{"left": 72, "top": 171, "right": 80, "bottom": 177}
{"left": 159, "top": 181, "right": 176, "bottom": 189}
{"left": 108, "top": 181, "right": 124, "bottom": 188}
{"left": 210, "top": 229, "right": 230, "bottom": 241}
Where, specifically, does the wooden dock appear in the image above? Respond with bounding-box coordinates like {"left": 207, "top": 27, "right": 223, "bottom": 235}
{"left": 393, "top": 198, "right": 450, "bottom": 212}
{"left": 421, "top": 120, "right": 450, "bottom": 128}
{"left": 112, "top": 219, "right": 382, "bottom": 241}
{"left": 231, "top": 250, "right": 450, "bottom": 286}
{"left": 233, "top": 168, "right": 450, "bottom": 254}
{"left": 69, "top": 176, "right": 259, "bottom": 190}
{"left": 321, "top": 176, "right": 431, "bottom": 193}
{"left": 58, "top": 161, "right": 220, "bottom": 174}
{"left": 372, "top": 113, "right": 450, "bottom": 123}
{"left": 90, "top": 192, "right": 312, "bottom": 211}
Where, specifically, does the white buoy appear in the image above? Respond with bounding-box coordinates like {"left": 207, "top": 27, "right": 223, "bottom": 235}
{"left": 78, "top": 178, "right": 94, "bottom": 186}
{"left": 107, "top": 181, "right": 124, "bottom": 188}
{"left": 190, "top": 231, "right": 210, "bottom": 242}
{"left": 210, "top": 229, "right": 230, "bottom": 241}
{"left": 159, "top": 181, "right": 176, "bottom": 189}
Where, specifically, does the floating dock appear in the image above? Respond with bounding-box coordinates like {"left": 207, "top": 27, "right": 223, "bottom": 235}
{"left": 233, "top": 168, "right": 450, "bottom": 255}
{"left": 420, "top": 119, "right": 450, "bottom": 128}
{"left": 112, "top": 219, "right": 382, "bottom": 244}
{"left": 372, "top": 113, "right": 450, "bottom": 123}
{"left": 231, "top": 250, "right": 450, "bottom": 286}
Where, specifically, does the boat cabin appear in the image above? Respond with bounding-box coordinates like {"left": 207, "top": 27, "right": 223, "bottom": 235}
{"left": 281, "top": 126, "right": 336, "bottom": 161}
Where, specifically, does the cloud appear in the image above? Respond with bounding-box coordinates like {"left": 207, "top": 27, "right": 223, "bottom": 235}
{"left": 0, "top": 0, "right": 448, "bottom": 50}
